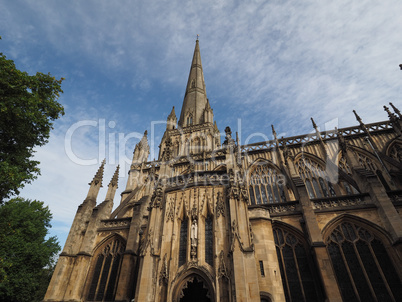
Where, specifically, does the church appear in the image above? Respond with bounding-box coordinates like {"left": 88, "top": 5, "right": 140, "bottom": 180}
{"left": 44, "top": 40, "right": 402, "bottom": 302}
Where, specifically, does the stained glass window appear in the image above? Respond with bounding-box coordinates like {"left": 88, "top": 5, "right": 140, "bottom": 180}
{"left": 273, "top": 227, "right": 322, "bottom": 302}
{"left": 249, "top": 164, "right": 287, "bottom": 204}
{"left": 205, "top": 214, "right": 213, "bottom": 266}
{"left": 87, "top": 239, "right": 125, "bottom": 301}
{"left": 326, "top": 222, "right": 402, "bottom": 301}
{"left": 179, "top": 217, "right": 188, "bottom": 267}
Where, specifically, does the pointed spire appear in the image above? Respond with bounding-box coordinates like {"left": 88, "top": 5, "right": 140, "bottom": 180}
{"left": 132, "top": 131, "right": 150, "bottom": 164}
{"left": 311, "top": 117, "right": 318, "bottom": 131}
{"left": 105, "top": 165, "right": 120, "bottom": 201}
{"left": 167, "top": 106, "right": 177, "bottom": 130}
{"left": 86, "top": 159, "right": 106, "bottom": 201}
{"left": 178, "top": 39, "right": 209, "bottom": 127}
{"left": 206, "top": 99, "right": 212, "bottom": 111}
{"left": 89, "top": 159, "right": 106, "bottom": 186}
{"left": 214, "top": 121, "right": 219, "bottom": 132}
{"left": 271, "top": 124, "right": 277, "bottom": 140}
{"left": 353, "top": 110, "right": 363, "bottom": 125}
{"left": 108, "top": 165, "right": 120, "bottom": 188}
{"left": 384, "top": 105, "right": 398, "bottom": 122}
{"left": 168, "top": 106, "right": 176, "bottom": 120}
{"left": 390, "top": 102, "right": 402, "bottom": 118}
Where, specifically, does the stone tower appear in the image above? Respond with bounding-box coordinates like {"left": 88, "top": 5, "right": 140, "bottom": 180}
{"left": 44, "top": 40, "right": 402, "bottom": 302}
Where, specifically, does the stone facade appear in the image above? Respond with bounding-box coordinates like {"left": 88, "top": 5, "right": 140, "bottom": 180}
{"left": 44, "top": 40, "right": 402, "bottom": 302}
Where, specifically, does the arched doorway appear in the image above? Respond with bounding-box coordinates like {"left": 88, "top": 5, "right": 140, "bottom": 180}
{"left": 177, "top": 274, "right": 213, "bottom": 302}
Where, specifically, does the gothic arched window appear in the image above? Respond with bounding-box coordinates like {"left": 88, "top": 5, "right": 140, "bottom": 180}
{"left": 296, "top": 157, "right": 336, "bottom": 199}
{"left": 179, "top": 217, "right": 188, "bottom": 267}
{"left": 354, "top": 151, "right": 378, "bottom": 172}
{"left": 87, "top": 238, "right": 125, "bottom": 301}
{"left": 249, "top": 164, "right": 286, "bottom": 205}
{"left": 326, "top": 222, "right": 402, "bottom": 301}
{"left": 389, "top": 143, "right": 402, "bottom": 163}
{"left": 273, "top": 227, "right": 323, "bottom": 302}
{"left": 205, "top": 214, "right": 213, "bottom": 266}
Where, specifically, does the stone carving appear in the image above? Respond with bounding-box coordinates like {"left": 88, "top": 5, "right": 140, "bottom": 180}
{"left": 230, "top": 220, "right": 241, "bottom": 253}
{"left": 223, "top": 126, "right": 235, "bottom": 152}
{"left": 312, "top": 197, "right": 367, "bottom": 210}
{"left": 149, "top": 183, "right": 163, "bottom": 209}
{"left": 249, "top": 222, "right": 254, "bottom": 248}
{"left": 176, "top": 194, "right": 183, "bottom": 217}
{"left": 159, "top": 254, "right": 169, "bottom": 285}
{"left": 239, "top": 180, "right": 249, "bottom": 203}
{"left": 139, "top": 228, "right": 153, "bottom": 257}
{"left": 101, "top": 219, "right": 130, "bottom": 228}
{"left": 218, "top": 250, "right": 229, "bottom": 280}
{"left": 216, "top": 192, "right": 225, "bottom": 218}
{"left": 166, "top": 197, "right": 175, "bottom": 222}
{"left": 266, "top": 204, "right": 298, "bottom": 214}
{"left": 227, "top": 170, "right": 240, "bottom": 201}
{"left": 190, "top": 220, "right": 198, "bottom": 260}
{"left": 200, "top": 190, "right": 206, "bottom": 215}
{"left": 230, "top": 219, "right": 254, "bottom": 253}
{"left": 163, "top": 136, "right": 173, "bottom": 161}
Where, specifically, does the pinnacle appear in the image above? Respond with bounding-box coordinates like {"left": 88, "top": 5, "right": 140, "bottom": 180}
{"left": 353, "top": 110, "right": 363, "bottom": 124}
{"left": 89, "top": 159, "right": 106, "bottom": 186}
{"left": 390, "top": 102, "right": 402, "bottom": 118}
{"left": 311, "top": 117, "right": 318, "bottom": 130}
{"left": 168, "top": 106, "right": 176, "bottom": 120}
{"left": 108, "top": 165, "right": 120, "bottom": 188}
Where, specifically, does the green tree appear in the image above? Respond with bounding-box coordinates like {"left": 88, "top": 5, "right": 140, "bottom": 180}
{"left": 0, "top": 37, "right": 64, "bottom": 202}
{"left": 0, "top": 197, "right": 61, "bottom": 302}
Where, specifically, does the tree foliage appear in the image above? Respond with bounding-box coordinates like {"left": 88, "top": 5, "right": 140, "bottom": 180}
{"left": 0, "top": 38, "right": 64, "bottom": 202}
{"left": 0, "top": 197, "right": 61, "bottom": 302}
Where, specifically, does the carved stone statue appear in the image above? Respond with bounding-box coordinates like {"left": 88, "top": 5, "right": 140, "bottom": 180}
{"left": 191, "top": 220, "right": 198, "bottom": 247}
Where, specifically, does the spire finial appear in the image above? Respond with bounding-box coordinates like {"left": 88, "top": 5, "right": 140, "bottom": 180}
{"left": 353, "top": 110, "right": 363, "bottom": 124}
{"left": 89, "top": 159, "right": 106, "bottom": 186}
{"left": 108, "top": 165, "right": 120, "bottom": 188}
{"left": 390, "top": 102, "right": 402, "bottom": 118}
{"left": 196, "top": 34, "right": 199, "bottom": 41}
{"left": 311, "top": 117, "right": 318, "bottom": 131}
{"left": 383, "top": 105, "right": 397, "bottom": 121}
{"left": 271, "top": 124, "right": 277, "bottom": 140}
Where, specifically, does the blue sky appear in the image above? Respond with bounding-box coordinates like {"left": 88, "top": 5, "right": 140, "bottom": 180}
{"left": 1, "top": 0, "right": 402, "bottom": 246}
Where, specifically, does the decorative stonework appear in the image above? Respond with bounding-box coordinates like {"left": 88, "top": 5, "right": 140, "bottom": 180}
{"left": 312, "top": 196, "right": 367, "bottom": 210}
{"left": 166, "top": 197, "right": 175, "bottom": 222}
{"left": 100, "top": 218, "right": 131, "bottom": 229}
{"left": 218, "top": 250, "right": 229, "bottom": 280}
{"left": 230, "top": 220, "right": 241, "bottom": 253}
{"left": 249, "top": 222, "right": 254, "bottom": 248}
{"left": 216, "top": 191, "right": 225, "bottom": 218}
{"left": 149, "top": 183, "right": 163, "bottom": 209}
{"left": 266, "top": 203, "right": 298, "bottom": 214}
{"left": 139, "top": 228, "right": 153, "bottom": 257}
{"left": 159, "top": 254, "right": 169, "bottom": 285}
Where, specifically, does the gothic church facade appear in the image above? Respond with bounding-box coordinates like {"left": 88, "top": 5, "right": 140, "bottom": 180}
{"left": 44, "top": 40, "right": 402, "bottom": 302}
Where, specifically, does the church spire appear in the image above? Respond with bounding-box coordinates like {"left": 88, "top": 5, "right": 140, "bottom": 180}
{"left": 178, "top": 39, "right": 209, "bottom": 128}
{"left": 86, "top": 159, "right": 105, "bottom": 200}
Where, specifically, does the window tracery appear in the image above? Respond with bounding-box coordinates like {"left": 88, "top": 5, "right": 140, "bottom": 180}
{"left": 389, "top": 143, "right": 402, "bottom": 163}
{"left": 296, "top": 157, "right": 336, "bottom": 199}
{"left": 87, "top": 238, "right": 125, "bottom": 302}
{"left": 205, "top": 214, "right": 213, "bottom": 266}
{"left": 326, "top": 222, "right": 402, "bottom": 301}
{"left": 273, "top": 227, "right": 323, "bottom": 302}
{"left": 354, "top": 151, "right": 377, "bottom": 171}
{"left": 179, "top": 217, "right": 188, "bottom": 267}
{"left": 248, "top": 164, "right": 286, "bottom": 205}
